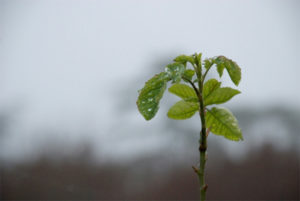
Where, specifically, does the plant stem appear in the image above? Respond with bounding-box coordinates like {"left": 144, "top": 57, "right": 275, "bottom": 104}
{"left": 198, "top": 92, "right": 207, "bottom": 201}
{"left": 197, "top": 61, "right": 208, "bottom": 201}
{"left": 202, "top": 66, "right": 212, "bottom": 86}
{"left": 182, "top": 77, "right": 200, "bottom": 97}
{"left": 187, "top": 55, "right": 208, "bottom": 201}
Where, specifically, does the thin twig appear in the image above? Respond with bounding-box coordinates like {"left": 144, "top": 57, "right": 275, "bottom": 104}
{"left": 201, "top": 66, "right": 212, "bottom": 86}
{"left": 182, "top": 76, "right": 200, "bottom": 97}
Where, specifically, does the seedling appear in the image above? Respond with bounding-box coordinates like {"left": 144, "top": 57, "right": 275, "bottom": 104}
{"left": 136, "top": 53, "right": 243, "bottom": 201}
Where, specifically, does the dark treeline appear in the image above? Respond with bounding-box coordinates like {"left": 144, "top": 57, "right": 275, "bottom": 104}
{"left": 0, "top": 106, "right": 299, "bottom": 200}
{"left": 0, "top": 144, "right": 298, "bottom": 200}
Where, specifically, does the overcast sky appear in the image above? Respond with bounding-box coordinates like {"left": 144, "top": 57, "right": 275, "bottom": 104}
{"left": 0, "top": 0, "right": 299, "bottom": 163}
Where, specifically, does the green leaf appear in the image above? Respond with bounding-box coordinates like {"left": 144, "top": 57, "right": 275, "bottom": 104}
{"left": 214, "top": 56, "right": 227, "bottom": 77}
{"left": 214, "top": 57, "right": 226, "bottom": 77}
{"left": 204, "top": 87, "right": 241, "bottom": 106}
{"left": 206, "top": 107, "right": 243, "bottom": 141}
{"left": 204, "top": 58, "right": 214, "bottom": 70}
{"left": 203, "top": 79, "right": 240, "bottom": 105}
{"left": 137, "top": 72, "right": 169, "bottom": 120}
{"left": 194, "top": 53, "right": 202, "bottom": 66}
{"left": 167, "top": 100, "right": 199, "bottom": 120}
{"left": 168, "top": 84, "right": 198, "bottom": 102}
{"left": 214, "top": 56, "right": 241, "bottom": 86}
{"left": 165, "top": 63, "right": 185, "bottom": 83}
{"left": 174, "top": 55, "right": 195, "bottom": 65}
{"left": 203, "top": 79, "right": 221, "bottom": 99}
{"left": 183, "top": 69, "right": 195, "bottom": 81}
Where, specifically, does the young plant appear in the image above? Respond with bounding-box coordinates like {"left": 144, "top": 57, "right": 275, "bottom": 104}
{"left": 136, "top": 53, "right": 243, "bottom": 201}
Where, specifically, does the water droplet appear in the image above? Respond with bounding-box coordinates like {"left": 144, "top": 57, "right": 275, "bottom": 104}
{"left": 148, "top": 108, "right": 152, "bottom": 112}
{"left": 148, "top": 98, "right": 153, "bottom": 102}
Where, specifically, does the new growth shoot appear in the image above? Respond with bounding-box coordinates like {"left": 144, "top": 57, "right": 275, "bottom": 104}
{"left": 136, "top": 53, "right": 243, "bottom": 201}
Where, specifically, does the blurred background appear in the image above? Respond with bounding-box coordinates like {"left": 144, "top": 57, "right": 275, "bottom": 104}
{"left": 0, "top": 0, "right": 299, "bottom": 200}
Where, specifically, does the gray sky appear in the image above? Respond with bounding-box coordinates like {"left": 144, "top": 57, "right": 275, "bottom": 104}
{"left": 0, "top": 0, "right": 299, "bottom": 163}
